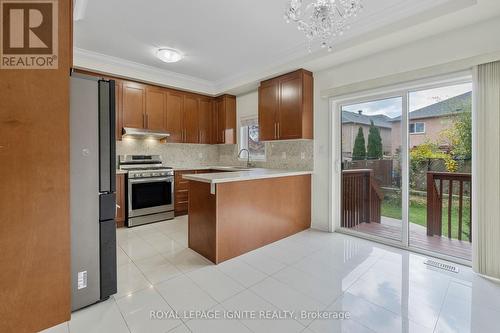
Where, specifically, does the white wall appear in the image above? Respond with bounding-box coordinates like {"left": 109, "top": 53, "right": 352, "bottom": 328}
{"left": 311, "top": 17, "right": 500, "bottom": 231}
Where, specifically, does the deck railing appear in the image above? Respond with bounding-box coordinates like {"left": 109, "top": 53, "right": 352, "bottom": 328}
{"left": 342, "top": 169, "right": 383, "bottom": 228}
{"left": 426, "top": 172, "right": 472, "bottom": 241}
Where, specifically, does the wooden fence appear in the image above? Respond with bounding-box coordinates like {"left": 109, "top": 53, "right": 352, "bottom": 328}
{"left": 344, "top": 159, "right": 393, "bottom": 187}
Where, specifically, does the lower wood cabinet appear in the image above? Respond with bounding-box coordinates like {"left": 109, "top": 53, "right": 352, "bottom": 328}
{"left": 174, "top": 169, "right": 231, "bottom": 216}
{"left": 174, "top": 170, "right": 196, "bottom": 216}
{"left": 116, "top": 174, "right": 126, "bottom": 227}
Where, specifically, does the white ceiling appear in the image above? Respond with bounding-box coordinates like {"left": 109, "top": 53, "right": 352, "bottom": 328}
{"left": 74, "top": 0, "right": 500, "bottom": 95}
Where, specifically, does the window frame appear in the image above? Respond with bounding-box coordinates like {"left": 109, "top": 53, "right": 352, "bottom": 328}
{"left": 409, "top": 122, "right": 426, "bottom": 134}
{"left": 239, "top": 117, "right": 266, "bottom": 162}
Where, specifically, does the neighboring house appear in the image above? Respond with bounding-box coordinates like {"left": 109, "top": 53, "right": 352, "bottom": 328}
{"left": 390, "top": 92, "right": 471, "bottom": 154}
{"left": 342, "top": 111, "right": 392, "bottom": 159}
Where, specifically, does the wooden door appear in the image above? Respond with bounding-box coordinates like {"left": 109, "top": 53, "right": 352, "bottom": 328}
{"left": 199, "top": 97, "right": 212, "bottom": 144}
{"left": 258, "top": 82, "right": 279, "bottom": 141}
{"left": 166, "top": 91, "right": 184, "bottom": 143}
{"left": 278, "top": 74, "right": 302, "bottom": 139}
{"left": 184, "top": 94, "right": 199, "bottom": 143}
{"left": 122, "top": 81, "right": 146, "bottom": 129}
{"left": 216, "top": 98, "right": 225, "bottom": 143}
{"left": 145, "top": 87, "right": 166, "bottom": 131}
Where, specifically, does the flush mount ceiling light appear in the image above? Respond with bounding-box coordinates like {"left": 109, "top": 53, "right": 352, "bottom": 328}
{"left": 156, "top": 48, "right": 183, "bottom": 63}
{"left": 284, "top": 0, "right": 363, "bottom": 52}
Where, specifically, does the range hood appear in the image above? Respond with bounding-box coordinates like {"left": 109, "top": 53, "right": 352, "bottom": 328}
{"left": 122, "top": 127, "right": 170, "bottom": 139}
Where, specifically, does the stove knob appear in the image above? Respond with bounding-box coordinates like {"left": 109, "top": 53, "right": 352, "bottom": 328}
{"left": 142, "top": 173, "right": 149, "bottom": 177}
{"left": 152, "top": 172, "right": 160, "bottom": 177}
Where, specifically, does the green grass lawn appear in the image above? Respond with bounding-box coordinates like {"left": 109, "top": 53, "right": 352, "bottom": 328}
{"left": 381, "top": 195, "right": 471, "bottom": 241}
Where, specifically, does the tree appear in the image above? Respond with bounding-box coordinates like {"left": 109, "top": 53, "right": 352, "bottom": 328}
{"left": 352, "top": 127, "right": 366, "bottom": 160}
{"left": 440, "top": 106, "right": 472, "bottom": 159}
{"left": 367, "top": 120, "right": 383, "bottom": 159}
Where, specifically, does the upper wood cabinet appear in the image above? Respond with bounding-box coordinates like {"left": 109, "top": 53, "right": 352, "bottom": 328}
{"left": 166, "top": 91, "right": 184, "bottom": 143}
{"left": 122, "top": 81, "right": 146, "bottom": 129}
{"left": 103, "top": 73, "right": 236, "bottom": 145}
{"left": 145, "top": 87, "right": 167, "bottom": 131}
{"left": 215, "top": 95, "right": 236, "bottom": 144}
{"left": 183, "top": 94, "right": 200, "bottom": 143}
{"left": 198, "top": 97, "right": 212, "bottom": 144}
{"left": 258, "top": 69, "right": 313, "bottom": 140}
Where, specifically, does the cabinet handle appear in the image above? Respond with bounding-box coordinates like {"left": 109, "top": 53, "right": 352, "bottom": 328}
{"left": 142, "top": 114, "right": 146, "bottom": 128}
{"left": 145, "top": 114, "right": 149, "bottom": 129}
{"left": 277, "top": 122, "right": 280, "bottom": 138}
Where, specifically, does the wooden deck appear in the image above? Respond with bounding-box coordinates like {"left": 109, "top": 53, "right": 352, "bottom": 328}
{"left": 348, "top": 218, "right": 472, "bottom": 260}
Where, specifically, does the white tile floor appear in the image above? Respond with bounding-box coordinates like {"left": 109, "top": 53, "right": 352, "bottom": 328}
{"left": 41, "top": 215, "right": 500, "bottom": 333}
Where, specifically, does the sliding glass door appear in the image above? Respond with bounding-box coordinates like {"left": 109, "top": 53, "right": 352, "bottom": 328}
{"left": 340, "top": 96, "right": 404, "bottom": 243}
{"left": 408, "top": 83, "right": 472, "bottom": 260}
{"left": 337, "top": 79, "right": 473, "bottom": 261}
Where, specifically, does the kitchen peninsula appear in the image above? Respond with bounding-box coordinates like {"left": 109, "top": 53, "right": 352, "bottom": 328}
{"left": 183, "top": 169, "right": 312, "bottom": 263}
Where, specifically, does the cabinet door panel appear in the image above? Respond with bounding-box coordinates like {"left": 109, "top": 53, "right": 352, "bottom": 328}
{"left": 122, "top": 82, "right": 145, "bottom": 129}
{"left": 184, "top": 95, "right": 199, "bottom": 143}
{"left": 224, "top": 96, "right": 236, "bottom": 144}
{"left": 145, "top": 88, "right": 166, "bottom": 131}
{"left": 166, "top": 92, "right": 184, "bottom": 143}
{"left": 211, "top": 100, "right": 218, "bottom": 144}
{"left": 216, "top": 99, "right": 225, "bottom": 143}
{"left": 258, "top": 83, "right": 278, "bottom": 141}
{"left": 199, "top": 97, "right": 212, "bottom": 144}
{"left": 278, "top": 76, "right": 302, "bottom": 139}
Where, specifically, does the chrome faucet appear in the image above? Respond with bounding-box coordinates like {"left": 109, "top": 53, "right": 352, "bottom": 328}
{"left": 238, "top": 148, "right": 252, "bottom": 168}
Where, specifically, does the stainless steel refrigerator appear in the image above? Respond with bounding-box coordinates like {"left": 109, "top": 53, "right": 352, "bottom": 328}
{"left": 70, "top": 73, "right": 117, "bottom": 311}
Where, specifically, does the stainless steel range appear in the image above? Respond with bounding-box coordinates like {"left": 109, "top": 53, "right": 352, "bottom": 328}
{"left": 119, "top": 155, "right": 174, "bottom": 227}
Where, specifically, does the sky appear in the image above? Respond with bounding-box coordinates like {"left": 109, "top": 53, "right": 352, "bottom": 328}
{"left": 342, "top": 82, "right": 472, "bottom": 118}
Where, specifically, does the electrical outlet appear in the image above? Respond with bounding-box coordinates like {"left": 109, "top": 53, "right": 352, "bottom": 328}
{"left": 281, "top": 152, "right": 287, "bottom": 159}
{"left": 301, "top": 152, "right": 306, "bottom": 159}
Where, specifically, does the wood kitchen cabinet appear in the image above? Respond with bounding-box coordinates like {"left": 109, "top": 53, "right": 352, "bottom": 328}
{"left": 174, "top": 170, "right": 196, "bottom": 216}
{"left": 258, "top": 69, "right": 313, "bottom": 140}
{"left": 215, "top": 94, "right": 237, "bottom": 144}
{"left": 145, "top": 86, "right": 167, "bottom": 131}
{"left": 78, "top": 70, "right": 237, "bottom": 145}
{"left": 183, "top": 94, "right": 200, "bottom": 143}
{"left": 122, "top": 81, "right": 146, "bottom": 129}
{"left": 198, "top": 97, "right": 212, "bottom": 144}
{"left": 116, "top": 173, "right": 126, "bottom": 228}
{"left": 166, "top": 90, "right": 184, "bottom": 143}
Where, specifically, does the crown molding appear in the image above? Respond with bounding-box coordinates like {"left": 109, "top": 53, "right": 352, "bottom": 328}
{"left": 73, "top": 48, "right": 217, "bottom": 95}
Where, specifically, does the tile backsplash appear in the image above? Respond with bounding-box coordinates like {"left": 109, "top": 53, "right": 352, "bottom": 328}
{"left": 117, "top": 139, "right": 313, "bottom": 171}
{"left": 116, "top": 139, "right": 219, "bottom": 168}
{"left": 218, "top": 140, "right": 313, "bottom": 170}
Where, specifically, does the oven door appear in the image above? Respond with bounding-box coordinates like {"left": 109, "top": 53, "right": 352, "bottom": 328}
{"left": 128, "top": 176, "right": 174, "bottom": 217}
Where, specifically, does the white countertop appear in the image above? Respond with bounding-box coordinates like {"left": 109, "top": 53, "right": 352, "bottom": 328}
{"left": 182, "top": 168, "right": 312, "bottom": 184}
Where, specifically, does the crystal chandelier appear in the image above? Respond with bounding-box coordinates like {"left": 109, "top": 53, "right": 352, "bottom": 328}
{"left": 284, "top": 0, "right": 363, "bottom": 52}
